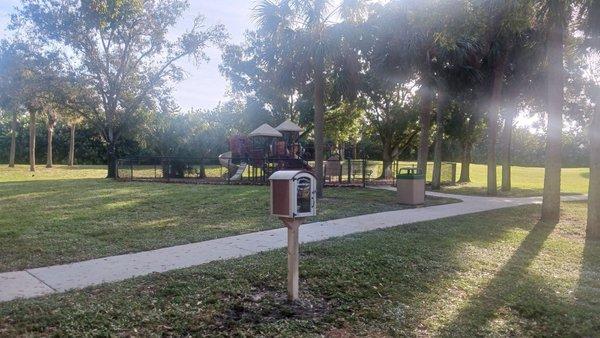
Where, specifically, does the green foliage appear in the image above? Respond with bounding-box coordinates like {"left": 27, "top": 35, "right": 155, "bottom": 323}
{"left": 12, "top": 0, "right": 228, "bottom": 175}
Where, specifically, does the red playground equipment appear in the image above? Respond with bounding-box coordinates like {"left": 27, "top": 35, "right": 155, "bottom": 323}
{"left": 218, "top": 120, "right": 313, "bottom": 181}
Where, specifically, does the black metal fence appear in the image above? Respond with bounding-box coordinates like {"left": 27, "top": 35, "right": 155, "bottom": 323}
{"left": 116, "top": 156, "right": 456, "bottom": 186}
{"left": 390, "top": 162, "right": 457, "bottom": 185}
{"left": 116, "top": 157, "right": 224, "bottom": 181}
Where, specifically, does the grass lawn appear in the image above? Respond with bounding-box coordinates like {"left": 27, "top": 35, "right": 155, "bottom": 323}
{"left": 389, "top": 161, "right": 589, "bottom": 197}
{"left": 0, "top": 202, "right": 597, "bottom": 336}
{"left": 441, "top": 164, "right": 589, "bottom": 197}
{"left": 0, "top": 165, "right": 455, "bottom": 272}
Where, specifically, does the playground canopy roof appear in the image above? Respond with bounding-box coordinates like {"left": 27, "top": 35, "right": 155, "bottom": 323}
{"left": 249, "top": 123, "right": 283, "bottom": 138}
{"left": 275, "top": 119, "right": 303, "bottom": 132}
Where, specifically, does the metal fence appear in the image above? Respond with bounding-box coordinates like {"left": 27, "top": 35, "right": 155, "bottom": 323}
{"left": 116, "top": 156, "right": 456, "bottom": 186}
{"left": 391, "top": 162, "right": 457, "bottom": 185}
{"left": 117, "top": 157, "right": 224, "bottom": 181}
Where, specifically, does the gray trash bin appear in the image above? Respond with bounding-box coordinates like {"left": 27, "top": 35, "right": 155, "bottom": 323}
{"left": 396, "top": 168, "right": 425, "bottom": 205}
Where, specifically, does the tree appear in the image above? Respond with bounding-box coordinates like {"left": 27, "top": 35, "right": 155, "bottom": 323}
{"left": 45, "top": 107, "right": 58, "bottom": 168}
{"left": 589, "top": 82, "right": 599, "bottom": 237}
{"left": 360, "top": 76, "right": 419, "bottom": 179}
{"left": 0, "top": 40, "right": 28, "bottom": 168}
{"left": 14, "top": 0, "right": 227, "bottom": 177}
{"left": 324, "top": 102, "right": 363, "bottom": 159}
{"left": 430, "top": 95, "right": 448, "bottom": 190}
{"left": 540, "top": 0, "right": 570, "bottom": 222}
{"left": 577, "top": 0, "right": 600, "bottom": 237}
{"left": 365, "top": 0, "right": 444, "bottom": 178}
{"left": 473, "top": 0, "right": 534, "bottom": 195}
{"left": 499, "top": 27, "right": 546, "bottom": 191}
{"left": 254, "top": 0, "right": 362, "bottom": 197}
{"left": 446, "top": 99, "right": 484, "bottom": 183}
{"left": 500, "top": 105, "right": 516, "bottom": 191}
{"left": 367, "top": 0, "right": 483, "bottom": 180}
{"left": 0, "top": 41, "right": 60, "bottom": 171}
{"left": 220, "top": 31, "right": 299, "bottom": 126}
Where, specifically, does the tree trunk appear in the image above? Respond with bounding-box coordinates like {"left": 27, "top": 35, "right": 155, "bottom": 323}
{"left": 459, "top": 141, "right": 472, "bottom": 183}
{"left": 587, "top": 93, "right": 600, "bottom": 239}
{"left": 46, "top": 124, "right": 53, "bottom": 168}
{"left": 29, "top": 111, "right": 36, "bottom": 172}
{"left": 381, "top": 141, "right": 393, "bottom": 180}
{"left": 9, "top": 112, "right": 17, "bottom": 167}
{"left": 68, "top": 124, "right": 75, "bottom": 167}
{"left": 417, "top": 87, "right": 433, "bottom": 177}
{"left": 432, "top": 94, "right": 448, "bottom": 190}
{"left": 501, "top": 111, "right": 515, "bottom": 191}
{"left": 541, "top": 14, "right": 564, "bottom": 223}
{"left": 486, "top": 53, "right": 507, "bottom": 196}
{"left": 106, "top": 126, "right": 118, "bottom": 178}
{"left": 313, "top": 55, "right": 326, "bottom": 198}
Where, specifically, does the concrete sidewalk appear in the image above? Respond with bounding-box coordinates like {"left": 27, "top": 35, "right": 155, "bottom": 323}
{"left": 0, "top": 191, "right": 587, "bottom": 303}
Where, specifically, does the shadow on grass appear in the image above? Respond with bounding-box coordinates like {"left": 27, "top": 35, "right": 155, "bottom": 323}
{"left": 575, "top": 235, "right": 600, "bottom": 332}
{"left": 438, "top": 219, "right": 558, "bottom": 335}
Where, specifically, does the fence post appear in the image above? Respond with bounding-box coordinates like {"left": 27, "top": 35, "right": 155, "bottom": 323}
{"left": 130, "top": 160, "right": 133, "bottom": 182}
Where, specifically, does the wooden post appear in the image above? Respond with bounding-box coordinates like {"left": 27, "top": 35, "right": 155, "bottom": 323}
{"left": 281, "top": 218, "right": 303, "bottom": 302}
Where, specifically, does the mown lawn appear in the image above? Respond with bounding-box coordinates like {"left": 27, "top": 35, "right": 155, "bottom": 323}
{"left": 388, "top": 161, "right": 589, "bottom": 197}
{"left": 0, "top": 202, "right": 597, "bottom": 336}
{"left": 0, "top": 165, "right": 455, "bottom": 272}
{"left": 440, "top": 164, "right": 589, "bottom": 197}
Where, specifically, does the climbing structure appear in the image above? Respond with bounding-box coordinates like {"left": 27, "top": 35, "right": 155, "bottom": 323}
{"left": 217, "top": 120, "right": 313, "bottom": 181}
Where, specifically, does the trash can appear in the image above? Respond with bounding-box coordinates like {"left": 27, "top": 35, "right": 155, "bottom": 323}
{"left": 396, "top": 168, "right": 425, "bottom": 205}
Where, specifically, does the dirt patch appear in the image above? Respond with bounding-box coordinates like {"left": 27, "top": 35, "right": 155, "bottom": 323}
{"left": 210, "top": 286, "right": 332, "bottom": 331}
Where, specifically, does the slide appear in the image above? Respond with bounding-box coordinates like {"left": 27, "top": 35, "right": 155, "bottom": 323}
{"left": 218, "top": 151, "right": 247, "bottom": 181}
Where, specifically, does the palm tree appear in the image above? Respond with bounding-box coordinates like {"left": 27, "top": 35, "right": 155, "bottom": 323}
{"left": 589, "top": 88, "right": 600, "bottom": 238}
{"left": 431, "top": 39, "right": 483, "bottom": 189}
{"left": 577, "top": 0, "right": 600, "bottom": 237}
{"left": 45, "top": 108, "right": 57, "bottom": 168}
{"left": 478, "top": 0, "right": 534, "bottom": 195}
{"left": 430, "top": 96, "right": 446, "bottom": 190}
{"left": 8, "top": 111, "right": 18, "bottom": 167}
{"left": 254, "top": 0, "right": 362, "bottom": 197}
{"left": 500, "top": 105, "right": 516, "bottom": 191}
{"left": 539, "top": 0, "right": 570, "bottom": 222}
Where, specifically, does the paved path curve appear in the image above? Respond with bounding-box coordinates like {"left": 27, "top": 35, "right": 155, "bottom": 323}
{"left": 0, "top": 190, "right": 587, "bottom": 303}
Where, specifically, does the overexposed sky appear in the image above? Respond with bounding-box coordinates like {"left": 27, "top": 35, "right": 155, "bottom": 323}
{"left": 0, "top": 0, "right": 254, "bottom": 112}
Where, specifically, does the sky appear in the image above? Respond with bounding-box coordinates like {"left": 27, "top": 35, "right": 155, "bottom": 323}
{"left": 0, "top": 0, "right": 254, "bottom": 112}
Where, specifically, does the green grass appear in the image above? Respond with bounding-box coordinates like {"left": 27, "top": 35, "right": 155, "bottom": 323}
{"left": 0, "top": 165, "right": 455, "bottom": 272}
{"left": 388, "top": 161, "right": 589, "bottom": 197}
{"left": 0, "top": 202, "right": 597, "bottom": 336}
{"left": 441, "top": 164, "right": 589, "bottom": 197}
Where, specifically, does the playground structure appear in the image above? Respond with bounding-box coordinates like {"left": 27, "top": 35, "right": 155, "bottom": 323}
{"left": 217, "top": 120, "right": 313, "bottom": 182}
